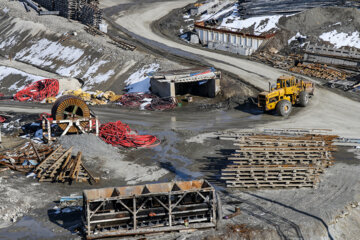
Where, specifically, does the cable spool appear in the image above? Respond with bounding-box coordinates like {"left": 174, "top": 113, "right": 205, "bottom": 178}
{"left": 51, "top": 95, "right": 90, "bottom": 133}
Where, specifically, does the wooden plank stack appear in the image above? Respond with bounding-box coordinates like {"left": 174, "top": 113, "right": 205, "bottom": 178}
{"left": 220, "top": 132, "right": 338, "bottom": 189}
{"left": 289, "top": 63, "right": 351, "bottom": 81}
{"left": 35, "top": 146, "right": 99, "bottom": 184}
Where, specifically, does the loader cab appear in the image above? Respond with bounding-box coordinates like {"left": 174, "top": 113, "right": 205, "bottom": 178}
{"left": 277, "top": 76, "right": 296, "bottom": 88}
{"left": 277, "top": 76, "right": 297, "bottom": 95}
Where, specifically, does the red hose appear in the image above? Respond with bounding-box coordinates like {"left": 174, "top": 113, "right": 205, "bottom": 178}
{"left": 0, "top": 116, "right": 6, "bottom": 123}
{"left": 14, "top": 79, "right": 59, "bottom": 102}
{"left": 99, "top": 121, "right": 160, "bottom": 148}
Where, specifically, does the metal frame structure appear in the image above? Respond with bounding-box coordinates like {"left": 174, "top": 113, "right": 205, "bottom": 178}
{"left": 83, "top": 180, "right": 218, "bottom": 239}
{"left": 41, "top": 113, "right": 99, "bottom": 142}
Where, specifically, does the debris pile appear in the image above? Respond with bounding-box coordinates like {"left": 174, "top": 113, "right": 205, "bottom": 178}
{"left": 0, "top": 141, "right": 98, "bottom": 184}
{"left": 61, "top": 89, "right": 122, "bottom": 105}
{"left": 14, "top": 79, "right": 59, "bottom": 102}
{"left": 117, "top": 93, "right": 177, "bottom": 110}
{"left": 219, "top": 129, "right": 338, "bottom": 188}
{"left": 0, "top": 141, "right": 53, "bottom": 172}
{"left": 289, "top": 63, "right": 350, "bottom": 81}
{"left": 99, "top": 121, "right": 160, "bottom": 148}
{"left": 35, "top": 145, "right": 99, "bottom": 184}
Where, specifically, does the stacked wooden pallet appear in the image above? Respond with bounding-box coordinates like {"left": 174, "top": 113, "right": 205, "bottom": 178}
{"left": 80, "top": 3, "right": 103, "bottom": 27}
{"left": 221, "top": 133, "right": 337, "bottom": 189}
{"left": 35, "top": 0, "right": 102, "bottom": 26}
{"left": 34, "top": 145, "right": 99, "bottom": 184}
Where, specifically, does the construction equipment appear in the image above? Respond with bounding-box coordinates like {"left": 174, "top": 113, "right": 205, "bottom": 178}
{"left": 257, "top": 75, "right": 315, "bottom": 117}
{"left": 83, "top": 180, "right": 219, "bottom": 239}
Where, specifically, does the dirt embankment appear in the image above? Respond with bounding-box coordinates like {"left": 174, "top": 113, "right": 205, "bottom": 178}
{"left": 264, "top": 7, "right": 360, "bottom": 52}
{"left": 0, "top": 2, "right": 183, "bottom": 95}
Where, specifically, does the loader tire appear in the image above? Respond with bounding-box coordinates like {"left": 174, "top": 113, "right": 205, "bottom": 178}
{"left": 276, "top": 100, "right": 292, "bottom": 117}
{"left": 299, "top": 91, "right": 309, "bottom": 107}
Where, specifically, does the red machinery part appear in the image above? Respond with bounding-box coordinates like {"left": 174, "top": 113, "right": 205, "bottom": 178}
{"left": 14, "top": 79, "right": 59, "bottom": 102}
{"left": 0, "top": 116, "right": 6, "bottom": 123}
{"left": 99, "top": 121, "right": 160, "bottom": 148}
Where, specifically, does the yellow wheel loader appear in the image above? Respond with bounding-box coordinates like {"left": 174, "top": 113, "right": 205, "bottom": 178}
{"left": 257, "top": 76, "right": 315, "bottom": 117}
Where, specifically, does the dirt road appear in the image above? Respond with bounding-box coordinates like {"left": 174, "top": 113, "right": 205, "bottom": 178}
{"left": 104, "top": 0, "right": 360, "bottom": 138}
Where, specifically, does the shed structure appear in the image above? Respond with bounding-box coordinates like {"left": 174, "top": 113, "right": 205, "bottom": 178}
{"left": 150, "top": 68, "right": 221, "bottom": 98}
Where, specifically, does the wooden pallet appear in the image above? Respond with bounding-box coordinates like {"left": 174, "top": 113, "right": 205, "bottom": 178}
{"left": 219, "top": 132, "right": 337, "bottom": 189}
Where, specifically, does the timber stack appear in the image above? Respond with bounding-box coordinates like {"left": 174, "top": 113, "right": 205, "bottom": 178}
{"left": 219, "top": 130, "right": 338, "bottom": 189}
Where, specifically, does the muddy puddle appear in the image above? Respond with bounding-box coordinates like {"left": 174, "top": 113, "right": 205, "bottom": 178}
{"left": 334, "top": 146, "right": 360, "bottom": 165}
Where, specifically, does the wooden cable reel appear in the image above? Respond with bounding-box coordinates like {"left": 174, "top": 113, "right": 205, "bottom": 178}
{"left": 51, "top": 95, "right": 91, "bottom": 133}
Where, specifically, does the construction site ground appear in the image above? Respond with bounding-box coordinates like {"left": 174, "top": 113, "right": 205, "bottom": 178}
{"left": 1, "top": 0, "right": 360, "bottom": 240}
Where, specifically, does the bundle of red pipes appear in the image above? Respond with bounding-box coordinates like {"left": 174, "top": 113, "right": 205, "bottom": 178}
{"left": 99, "top": 121, "right": 160, "bottom": 148}
{"left": 118, "top": 93, "right": 176, "bottom": 111}
{"left": 14, "top": 79, "right": 59, "bottom": 102}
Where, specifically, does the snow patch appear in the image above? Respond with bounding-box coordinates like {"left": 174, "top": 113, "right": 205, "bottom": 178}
{"left": 319, "top": 30, "right": 360, "bottom": 49}
{"left": 221, "top": 15, "right": 282, "bottom": 35}
{"left": 15, "top": 39, "right": 85, "bottom": 67}
{"left": 0, "top": 66, "right": 45, "bottom": 91}
{"left": 140, "top": 98, "right": 152, "bottom": 110}
{"left": 200, "top": 4, "right": 236, "bottom": 22}
{"left": 0, "top": 36, "right": 18, "bottom": 50}
{"left": 125, "top": 64, "right": 160, "bottom": 93}
{"left": 81, "top": 60, "right": 115, "bottom": 90}
{"left": 288, "top": 32, "right": 307, "bottom": 45}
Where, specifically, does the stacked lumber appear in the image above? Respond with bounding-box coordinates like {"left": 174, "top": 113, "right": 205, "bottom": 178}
{"left": 220, "top": 132, "right": 337, "bottom": 189}
{"left": 35, "top": 146, "right": 99, "bottom": 184}
{"left": 289, "top": 63, "right": 350, "bottom": 81}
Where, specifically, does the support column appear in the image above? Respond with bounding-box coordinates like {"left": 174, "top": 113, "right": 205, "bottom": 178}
{"left": 170, "top": 82, "right": 176, "bottom": 98}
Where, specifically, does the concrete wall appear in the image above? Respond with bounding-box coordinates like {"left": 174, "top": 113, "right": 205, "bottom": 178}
{"left": 195, "top": 28, "right": 265, "bottom": 55}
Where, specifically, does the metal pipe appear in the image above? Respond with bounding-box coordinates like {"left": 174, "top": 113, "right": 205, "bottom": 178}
{"left": 23, "top": 2, "right": 30, "bottom": 12}
{"left": 39, "top": 11, "right": 60, "bottom": 15}
{"left": 23, "top": 0, "right": 39, "bottom": 12}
